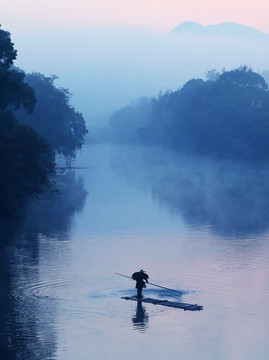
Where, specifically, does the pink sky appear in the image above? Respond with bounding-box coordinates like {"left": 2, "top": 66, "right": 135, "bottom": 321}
{"left": 2, "top": 0, "right": 269, "bottom": 34}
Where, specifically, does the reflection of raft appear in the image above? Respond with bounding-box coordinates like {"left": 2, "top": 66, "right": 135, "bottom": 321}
{"left": 121, "top": 296, "right": 203, "bottom": 311}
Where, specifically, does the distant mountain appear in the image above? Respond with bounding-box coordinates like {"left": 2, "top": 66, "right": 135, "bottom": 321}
{"left": 169, "top": 21, "right": 269, "bottom": 39}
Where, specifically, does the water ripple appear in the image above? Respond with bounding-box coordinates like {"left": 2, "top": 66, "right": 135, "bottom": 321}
{"left": 12, "top": 279, "right": 80, "bottom": 301}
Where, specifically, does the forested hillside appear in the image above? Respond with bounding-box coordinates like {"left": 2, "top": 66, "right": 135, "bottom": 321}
{"left": 110, "top": 66, "right": 269, "bottom": 161}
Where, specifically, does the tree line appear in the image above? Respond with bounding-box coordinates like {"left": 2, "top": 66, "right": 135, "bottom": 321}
{"left": 0, "top": 26, "right": 88, "bottom": 217}
{"left": 109, "top": 66, "right": 269, "bottom": 161}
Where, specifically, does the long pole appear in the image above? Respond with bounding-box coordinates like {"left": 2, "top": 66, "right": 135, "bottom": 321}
{"left": 115, "top": 272, "right": 182, "bottom": 295}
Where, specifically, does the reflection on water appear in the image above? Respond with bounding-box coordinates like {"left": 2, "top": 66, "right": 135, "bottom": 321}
{"left": 111, "top": 145, "right": 269, "bottom": 237}
{"left": 1, "top": 145, "right": 269, "bottom": 360}
{"left": 22, "top": 171, "right": 88, "bottom": 235}
{"left": 0, "top": 171, "right": 87, "bottom": 360}
{"left": 132, "top": 300, "right": 149, "bottom": 332}
{"left": 0, "top": 232, "right": 58, "bottom": 360}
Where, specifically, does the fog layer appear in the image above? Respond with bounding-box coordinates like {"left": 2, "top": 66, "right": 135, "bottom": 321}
{"left": 11, "top": 24, "right": 269, "bottom": 126}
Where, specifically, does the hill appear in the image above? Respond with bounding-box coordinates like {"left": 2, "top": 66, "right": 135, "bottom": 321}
{"left": 169, "top": 21, "right": 269, "bottom": 39}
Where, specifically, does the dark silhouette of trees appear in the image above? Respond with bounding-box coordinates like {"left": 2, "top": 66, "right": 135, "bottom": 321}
{"left": 109, "top": 66, "right": 269, "bottom": 161}
{"left": 138, "top": 66, "right": 269, "bottom": 161}
{"left": 0, "top": 27, "right": 17, "bottom": 68}
{"left": 16, "top": 73, "right": 88, "bottom": 160}
{"left": 0, "top": 26, "right": 55, "bottom": 217}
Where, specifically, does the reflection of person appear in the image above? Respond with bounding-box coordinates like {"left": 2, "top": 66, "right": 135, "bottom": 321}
{"left": 132, "top": 269, "right": 149, "bottom": 298}
{"left": 132, "top": 300, "right": 149, "bottom": 332}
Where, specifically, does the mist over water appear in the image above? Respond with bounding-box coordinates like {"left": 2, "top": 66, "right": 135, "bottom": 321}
{"left": 2, "top": 9, "right": 269, "bottom": 360}
{"left": 2, "top": 144, "right": 269, "bottom": 360}
{"left": 110, "top": 145, "right": 269, "bottom": 237}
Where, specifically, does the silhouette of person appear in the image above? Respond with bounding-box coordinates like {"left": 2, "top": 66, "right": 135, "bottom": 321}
{"left": 132, "top": 269, "right": 149, "bottom": 298}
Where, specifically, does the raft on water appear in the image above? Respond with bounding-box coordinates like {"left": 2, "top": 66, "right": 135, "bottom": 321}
{"left": 121, "top": 296, "right": 203, "bottom": 311}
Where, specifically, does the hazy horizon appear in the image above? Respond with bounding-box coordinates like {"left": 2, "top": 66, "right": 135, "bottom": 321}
{"left": 2, "top": 0, "right": 269, "bottom": 33}
{"left": 2, "top": 2, "right": 269, "bottom": 357}
{"left": 3, "top": 18, "right": 269, "bottom": 128}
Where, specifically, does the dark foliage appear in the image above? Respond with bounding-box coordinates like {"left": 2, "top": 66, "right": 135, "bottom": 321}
{"left": 0, "top": 111, "right": 55, "bottom": 216}
{"left": 140, "top": 66, "right": 269, "bottom": 161}
{"left": 16, "top": 73, "right": 88, "bottom": 159}
{"left": 0, "top": 27, "right": 17, "bottom": 68}
{"left": 0, "top": 67, "right": 36, "bottom": 112}
{"left": 0, "top": 26, "right": 56, "bottom": 217}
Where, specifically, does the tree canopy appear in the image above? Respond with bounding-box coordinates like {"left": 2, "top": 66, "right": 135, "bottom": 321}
{"left": 0, "top": 113, "right": 55, "bottom": 216}
{"left": 16, "top": 73, "right": 88, "bottom": 159}
{"left": 131, "top": 67, "right": 269, "bottom": 161}
{"left": 109, "top": 97, "right": 153, "bottom": 143}
{"left": 0, "top": 27, "right": 17, "bottom": 68}
{"left": 0, "top": 26, "right": 55, "bottom": 217}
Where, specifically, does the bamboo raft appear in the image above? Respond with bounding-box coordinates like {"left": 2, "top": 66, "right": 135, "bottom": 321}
{"left": 121, "top": 296, "right": 203, "bottom": 311}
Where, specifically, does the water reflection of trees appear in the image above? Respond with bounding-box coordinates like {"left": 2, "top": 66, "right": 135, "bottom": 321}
{"left": 111, "top": 145, "right": 269, "bottom": 237}
{"left": 0, "top": 170, "right": 88, "bottom": 359}
{"left": 22, "top": 171, "right": 88, "bottom": 234}
{"left": 0, "top": 226, "right": 58, "bottom": 360}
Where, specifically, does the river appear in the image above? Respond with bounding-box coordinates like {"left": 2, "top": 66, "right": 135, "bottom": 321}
{"left": 1, "top": 143, "right": 269, "bottom": 360}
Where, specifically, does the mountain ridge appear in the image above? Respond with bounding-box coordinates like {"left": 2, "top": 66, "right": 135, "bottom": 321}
{"left": 169, "top": 21, "right": 269, "bottom": 39}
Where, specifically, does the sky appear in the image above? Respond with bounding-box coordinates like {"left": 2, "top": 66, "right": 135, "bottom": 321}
{"left": 2, "top": 0, "right": 269, "bottom": 34}
{"left": 1, "top": 0, "right": 269, "bottom": 126}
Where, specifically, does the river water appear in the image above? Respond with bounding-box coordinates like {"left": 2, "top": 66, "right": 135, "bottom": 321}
{"left": 1, "top": 144, "right": 269, "bottom": 360}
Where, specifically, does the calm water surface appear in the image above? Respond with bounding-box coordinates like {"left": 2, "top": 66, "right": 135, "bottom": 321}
{"left": 1, "top": 144, "right": 269, "bottom": 360}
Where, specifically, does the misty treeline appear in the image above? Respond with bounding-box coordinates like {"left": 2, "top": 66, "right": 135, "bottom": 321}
{"left": 109, "top": 66, "right": 269, "bottom": 161}
{"left": 0, "top": 26, "right": 88, "bottom": 217}
{"left": 15, "top": 72, "right": 88, "bottom": 160}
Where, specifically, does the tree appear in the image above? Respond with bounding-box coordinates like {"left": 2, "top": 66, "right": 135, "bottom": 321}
{"left": 0, "top": 26, "right": 17, "bottom": 68}
{"left": 216, "top": 66, "right": 268, "bottom": 90}
{"left": 0, "top": 113, "right": 55, "bottom": 216}
{"left": 261, "top": 70, "right": 269, "bottom": 86}
{"left": 205, "top": 69, "right": 218, "bottom": 81}
{"left": 0, "top": 66, "right": 35, "bottom": 112}
{"left": 139, "top": 67, "right": 269, "bottom": 160}
{"left": 0, "top": 27, "right": 55, "bottom": 217}
{"left": 16, "top": 73, "right": 88, "bottom": 160}
{"left": 109, "top": 97, "right": 153, "bottom": 143}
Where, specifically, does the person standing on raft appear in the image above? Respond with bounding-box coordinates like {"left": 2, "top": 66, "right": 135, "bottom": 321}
{"left": 132, "top": 269, "right": 149, "bottom": 298}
